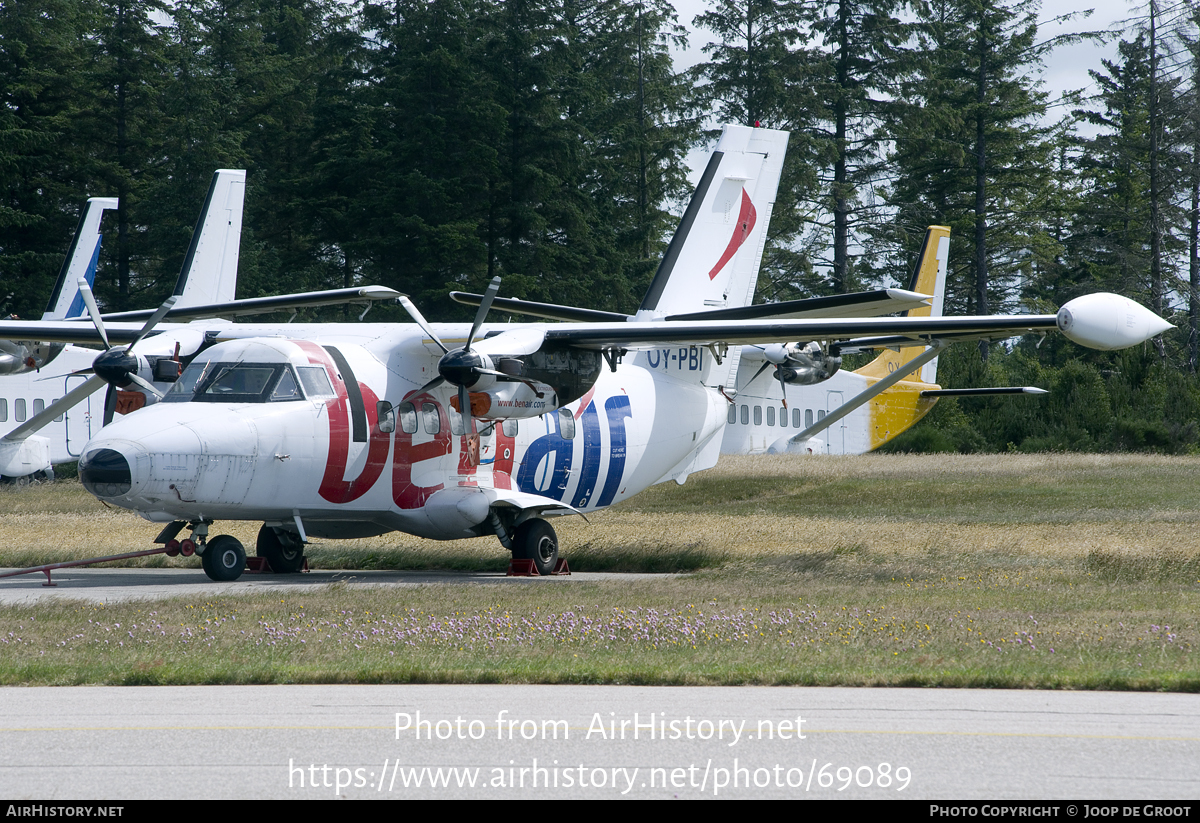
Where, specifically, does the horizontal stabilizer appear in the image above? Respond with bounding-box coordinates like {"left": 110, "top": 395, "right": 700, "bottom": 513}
{"left": 920, "top": 387, "right": 1048, "bottom": 397}
{"left": 666, "top": 289, "right": 931, "bottom": 322}
{"left": 450, "top": 292, "right": 629, "bottom": 324}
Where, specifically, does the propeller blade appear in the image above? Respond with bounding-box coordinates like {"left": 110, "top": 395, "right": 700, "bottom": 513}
{"left": 76, "top": 277, "right": 110, "bottom": 350}
{"left": 776, "top": 368, "right": 789, "bottom": 410}
{"left": 415, "top": 375, "right": 446, "bottom": 396}
{"left": 466, "top": 276, "right": 501, "bottom": 352}
{"left": 2, "top": 374, "right": 106, "bottom": 442}
{"left": 473, "top": 327, "right": 545, "bottom": 357}
{"left": 103, "top": 385, "right": 117, "bottom": 426}
{"left": 127, "top": 372, "right": 165, "bottom": 399}
{"left": 127, "top": 294, "right": 179, "bottom": 352}
{"left": 740, "top": 360, "right": 772, "bottom": 390}
{"left": 459, "top": 384, "right": 475, "bottom": 435}
{"left": 398, "top": 296, "right": 449, "bottom": 354}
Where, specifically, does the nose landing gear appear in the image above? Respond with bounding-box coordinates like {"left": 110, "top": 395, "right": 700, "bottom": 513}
{"left": 200, "top": 534, "right": 246, "bottom": 582}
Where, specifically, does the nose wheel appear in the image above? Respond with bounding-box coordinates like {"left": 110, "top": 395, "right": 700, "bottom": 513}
{"left": 201, "top": 535, "right": 246, "bottom": 582}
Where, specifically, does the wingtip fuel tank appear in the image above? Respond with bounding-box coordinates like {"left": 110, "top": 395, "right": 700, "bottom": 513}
{"left": 1056, "top": 293, "right": 1173, "bottom": 351}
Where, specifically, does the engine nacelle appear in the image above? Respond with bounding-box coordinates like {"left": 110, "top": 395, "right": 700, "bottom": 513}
{"left": 768, "top": 342, "right": 841, "bottom": 386}
{"left": 452, "top": 343, "right": 603, "bottom": 421}
{"left": 0, "top": 340, "right": 65, "bottom": 375}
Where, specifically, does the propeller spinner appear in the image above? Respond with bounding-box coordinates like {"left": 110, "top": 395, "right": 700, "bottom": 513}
{"left": 399, "top": 276, "right": 546, "bottom": 435}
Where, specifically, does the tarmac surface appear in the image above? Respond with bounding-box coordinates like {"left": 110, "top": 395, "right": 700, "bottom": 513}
{"left": 1, "top": 684, "right": 1198, "bottom": 799}
{"left": 2, "top": 566, "right": 1198, "bottom": 800}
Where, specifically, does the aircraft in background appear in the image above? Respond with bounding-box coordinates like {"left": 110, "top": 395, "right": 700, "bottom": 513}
{"left": 0, "top": 170, "right": 400, "bottom": 480}
{"left": 0, "top": 125, "right": 1170, "bottom": 582}
{"left": 721, "top": 224, "right": 1046, "bottom": 456}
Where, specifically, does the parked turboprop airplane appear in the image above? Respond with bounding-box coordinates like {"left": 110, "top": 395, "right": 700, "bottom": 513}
{"left": 721, "top": 224, "right": 1047, "bottom": 456}
{"left": 0, "top": 126, "right": 1170, "bottom": 581}
{"left": 0, "top": 170, "right": 400, "bottom": 479}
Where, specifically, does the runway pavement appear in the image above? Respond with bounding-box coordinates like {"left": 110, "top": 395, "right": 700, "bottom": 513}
{"left": 1, "top": 684, "right": 1198, "bottom": 799}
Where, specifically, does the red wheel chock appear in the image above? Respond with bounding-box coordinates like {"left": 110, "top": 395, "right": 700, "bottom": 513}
{"left": 506, "top": 558, "right": 571, "bottom": 577}
{"left": 244, "top": 557, "right": 310, "bottom": 574}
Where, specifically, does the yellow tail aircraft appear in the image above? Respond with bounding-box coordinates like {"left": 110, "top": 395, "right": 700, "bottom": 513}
{"left": 719, "top": 226, "right": 1046, "bottom": 455}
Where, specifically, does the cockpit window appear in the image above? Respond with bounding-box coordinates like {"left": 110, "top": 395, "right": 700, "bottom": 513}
{"left": 297, "top": 366, "right": 335, "bottom": 398}
{"left": 162, "top": 362, "right": 308, "bottom": 404}
{"left": 270, "top": 369, "right": 302, "bottom": 401}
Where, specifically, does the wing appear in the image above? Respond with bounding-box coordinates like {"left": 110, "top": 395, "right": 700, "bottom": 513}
{"left": 535, "top": 293, "right": 1170, "bottom": 354}
{"left": 0, "top": 287, "right": 402, "bottom": 345}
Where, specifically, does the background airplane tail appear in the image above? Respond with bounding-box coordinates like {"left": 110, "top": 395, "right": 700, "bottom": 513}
{"left": 854, "top": 225, "right": 949, "bottom": 385}
{"left": 171, "top": 169, "right": 245, "bottom": 308}
{"left": 41, "top": 197, "right": 119, "bottom": 321}
{"left": 637, "top": 126, "right": 788, "bottom": 319}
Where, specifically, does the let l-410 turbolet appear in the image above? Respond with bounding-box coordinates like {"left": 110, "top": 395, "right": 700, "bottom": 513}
{"left": 67, "top": 125, "right": 1170, "bottom": 581}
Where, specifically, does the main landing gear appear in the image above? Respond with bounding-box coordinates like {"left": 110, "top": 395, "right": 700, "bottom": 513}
{"left": 256, "top": 524, "right": 306, "bottom": 573}
{"left": 512, "top": 518, "right": 560, "bottom": 576}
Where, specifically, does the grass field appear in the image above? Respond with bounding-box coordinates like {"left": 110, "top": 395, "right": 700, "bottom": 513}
{"left": 0, "top": 453, "right": 1197, "bottom": 688}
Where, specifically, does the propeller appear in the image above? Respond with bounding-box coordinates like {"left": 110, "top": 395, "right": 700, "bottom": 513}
{"left": 398, "top": 276, "right": 546, "bottom": 438}
{"left": 742, "top": 342, "right": 843, "bottom": 408}
{"left": 77, "top": 278, "right": 179, "bottom": 423}
{"left": 13, "top": 281, "right": 180, "bottom": 436}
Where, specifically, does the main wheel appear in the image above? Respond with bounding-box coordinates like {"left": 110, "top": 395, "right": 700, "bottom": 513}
{"left": 201, "top": 535, "right": 246, "bottom": 582}
{"left": 256, "top": 524, "right": 305, "bottom": 573}
{"left": 512, "top": 519, "right": 558, "bottom": 576}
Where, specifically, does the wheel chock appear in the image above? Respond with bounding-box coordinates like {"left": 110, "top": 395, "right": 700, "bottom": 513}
{"left": 550, "top": 558, "right": 571, "bottom": 575}
{"left": 244, "top": 557, "right": 310, "bottom": 574}
{"left": 507, "top": 559, "right": 540, "bottom": 577}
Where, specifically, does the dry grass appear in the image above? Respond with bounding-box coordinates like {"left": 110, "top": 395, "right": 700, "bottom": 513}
{"left": 1, "top": 453, "right": 1198, "bottom": 688}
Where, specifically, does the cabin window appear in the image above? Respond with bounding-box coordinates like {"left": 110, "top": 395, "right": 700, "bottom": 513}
{"left": 421, "top": 402, "right": 441, "bottom": 434}
{"left": 818, "top": 410, "right": 826, "bottom": 421}
{"left": 0, "top": 398, "right": 7, "bottom": 421}
{"left": 727, "top": 404, "right": 736, "bottom": 425}
{"left": 740, "top": 405, "right": 749, "bottom": 425}
{"left": 766, "top": 406, "right": 775, "bottom": 426}
{"left": 558, "top": 408, "right": 576, "bottom": 440}
{"left": 805, "top": 409, "right": 814, "bottom": 427}
{"left": 15, "top": 398, "right": 25, "bottom": 422}
{"left": 377, "top": 401, "right": 395, "bottom": 434}
{"left": 780, "top": 407, "right": 787, "bottom": 426}
{"left": 448, "top": 406, "right": 465, "bottom": 436}
{"left": 397, "top": 401, "right": 417, "bottom": 433}
{"left": 792, "top": 408, "right": 801, "bottom": 428}
{"left": 753, "top": 406, "right": 762, "bottom": 426}
{"left": 503, "top": 418, "right": 519, "bottom": 438}
{"left": 33, "top": 399, "right": 44, "bottom": 415}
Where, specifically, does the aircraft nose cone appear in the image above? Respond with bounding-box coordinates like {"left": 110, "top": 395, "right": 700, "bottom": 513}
{"left": 79, "top": 448, "right": 132, "bottom": 498}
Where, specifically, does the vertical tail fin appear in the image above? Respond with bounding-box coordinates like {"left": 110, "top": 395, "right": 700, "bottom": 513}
{"left": 637, "top": 126, "right": 788, "bottom": 319}
{"left": 855, "top": 225, "right": 949, "bottom": 384}
{"left": 171, "top": 169, "right": 246, "bottom": 308}
{"left": 41, "top": 197, "right": 119, "bottom": 320}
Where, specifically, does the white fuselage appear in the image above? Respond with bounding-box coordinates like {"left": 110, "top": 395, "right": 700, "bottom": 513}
{"left": 0, "top": 346, "right": 107, "bottom": 464}
{"left": 81, "top": 324, "right": 731, "bottom": 541}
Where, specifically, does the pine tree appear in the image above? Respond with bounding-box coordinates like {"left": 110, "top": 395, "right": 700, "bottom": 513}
{"left": 0, "top": 0, "right": 105, "bottom": 318}
{"left": 881, "top": 0, "right": 1065, "bottom": 338}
